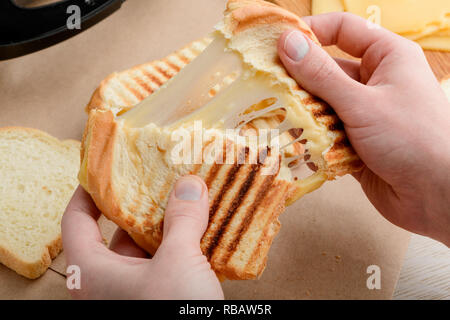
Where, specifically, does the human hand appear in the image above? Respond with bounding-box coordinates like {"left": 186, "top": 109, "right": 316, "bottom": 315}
{"left": 277, "top": 13, "right": 450, "bottom": 246}
{"left": 61, "top": 176, "right": 224, "bottom": 299}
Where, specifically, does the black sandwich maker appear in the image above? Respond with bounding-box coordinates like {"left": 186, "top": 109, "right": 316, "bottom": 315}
{"left": 0, "top": 0, "right": 126, "bottom": 60}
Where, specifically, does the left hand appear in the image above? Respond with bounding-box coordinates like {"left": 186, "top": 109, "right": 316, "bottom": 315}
{"left": 61, "top": 175, "right": 224, "bottom": 300}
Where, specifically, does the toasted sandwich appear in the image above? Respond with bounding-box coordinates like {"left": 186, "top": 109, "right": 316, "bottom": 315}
{"left": 80, "top": 0, "right": 362, "bottom": 280}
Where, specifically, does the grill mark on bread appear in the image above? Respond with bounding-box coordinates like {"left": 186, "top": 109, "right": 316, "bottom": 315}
{"left": 141, "top": 69, "right": 163, "bottom": 87}
{"left": 166, "top": 61, "right": 182, "bottom": 73}
{"left": 134, "top": 76, "right": 154, "bottom": 96}
{"left": 123, "top": 81, "right": 145, "bottom": 101}
{"left": 201, "top": 162, "right": 242, "bottom": 257}
{"left": 220, "top": 159, "right": 276, "bottom": 265}
{"left": 204, "top": 154, "right": 244, "bottom": 258}
{"left": 205, "top": 163, "right": 221, "bottom": 188}
{"left": 212, "top": 163, "right": 261, "bottom": 261}
{"left": 205, "top": 148, "right": 261, "bottom": 259}
{"left": 204, "top": 141, "right": 227, "bottom": 188}
{"left": 245, "top": 181, "right": 287, "bottom": 272}
{"left": 177, "top": 54, "right": 190, "bottom": 64}
{"left": 154, "top": 65, "right": 172, "bottom": 80}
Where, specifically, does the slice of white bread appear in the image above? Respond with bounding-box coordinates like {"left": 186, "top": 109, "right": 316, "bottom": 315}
{"left": 442, "top": 76, "right": 450, "bottom": 101}
{"left": 0, "top": 127, "right": 80, "bottom": 279}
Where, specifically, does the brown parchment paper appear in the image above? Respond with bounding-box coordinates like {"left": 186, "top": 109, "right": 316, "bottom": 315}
{"left": 0, "top": 0, "right": 410, "bottom": 299}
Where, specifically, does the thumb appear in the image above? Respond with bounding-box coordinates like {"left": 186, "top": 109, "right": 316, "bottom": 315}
{"left": 278, "top": 29, "right": 365, "bottom": 123}
{"left": 161, "top": 175, "right": 209, "bottom": 252}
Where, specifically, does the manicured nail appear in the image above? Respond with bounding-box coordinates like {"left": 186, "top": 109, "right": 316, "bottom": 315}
{"left": 284, "top": 30, "right": 310, "bottom": 61}
{"left": 175, "top": 176, "right": 203, "bottom": 201}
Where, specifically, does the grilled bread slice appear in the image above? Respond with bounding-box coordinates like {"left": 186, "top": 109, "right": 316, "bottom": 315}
{"left": 80, "top": 114, "right": 293, "bottom": 280}
{"left": 80, "top": 0, "right": 362, "bottom": 280}
{"left": 0, "top": 128, "right": 80, "bottom": 279}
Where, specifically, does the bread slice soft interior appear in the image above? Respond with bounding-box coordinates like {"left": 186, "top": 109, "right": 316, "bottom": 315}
{"left": 0, "top": 127, "right": 80, "bottom": 279}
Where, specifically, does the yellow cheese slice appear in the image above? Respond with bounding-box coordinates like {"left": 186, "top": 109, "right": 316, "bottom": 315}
{"left": 401, "top": 18, "right": 450, "bottom": 40}
{"left": 311, "top": 1, "right": 450, "bottom": 51}
{"left": 402, "top": 25, "right": 443, "bottom": 40}
{"left": 416, "top": 35, "right": 450, "bottom": 52}
{"left": 434, "top": 28, "right": 450, "bottom": 37}
{"left": 342, "top": 0, "right": 450, "bottom": 34}
{"left": 312, "top": 0, "right": 344, "bottom": 15}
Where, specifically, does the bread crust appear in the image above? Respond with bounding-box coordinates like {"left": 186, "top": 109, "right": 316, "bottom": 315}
{"left": 226, "top": 0, "right": 318, "bottom": 42}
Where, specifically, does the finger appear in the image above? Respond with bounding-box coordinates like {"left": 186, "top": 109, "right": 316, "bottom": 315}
{"left": 302, "top": 12, "right": 421, "bottom": 83}
{"left": 159, "top": 175, "right": 209, "bottom": 253}
{"left": 334, "top": 58, "right": 361, "bottom": 82}
{"left": 302, "top": 12, "right": 399, "bottom": 58}
{"left": 278, "top": 29, "right": 368, "bottom": 124}
{"left": 109, "top": 228, "right": 149, "bottom": 258}
{"left": 61, "top": 186, "right": 108, "bottom": 265}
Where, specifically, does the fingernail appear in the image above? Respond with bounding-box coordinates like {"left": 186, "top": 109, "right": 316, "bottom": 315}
{"left": 284, "top": 30, "right": 310, "bottom": 61}
{"left": 175, "top": 176, "right": 203, "bottom": 201}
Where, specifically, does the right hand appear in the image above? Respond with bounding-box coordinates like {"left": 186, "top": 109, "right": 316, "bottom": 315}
{"left": 277, "top": 12, "right": 450, "bottom": 246}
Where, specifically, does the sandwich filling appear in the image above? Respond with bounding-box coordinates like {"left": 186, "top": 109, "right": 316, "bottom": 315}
{"left": 116, "top": 28, "right": 335, "bottom": 203}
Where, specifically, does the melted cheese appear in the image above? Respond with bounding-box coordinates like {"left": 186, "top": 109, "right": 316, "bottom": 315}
{"left": 120, "top": 34, "right": 334, "bottom": 168}
{"left": 118, "top": 33, "right": 336, "bottom": 204}
{"left": 286, "top": 172, "right": 328, "bottom": 206}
